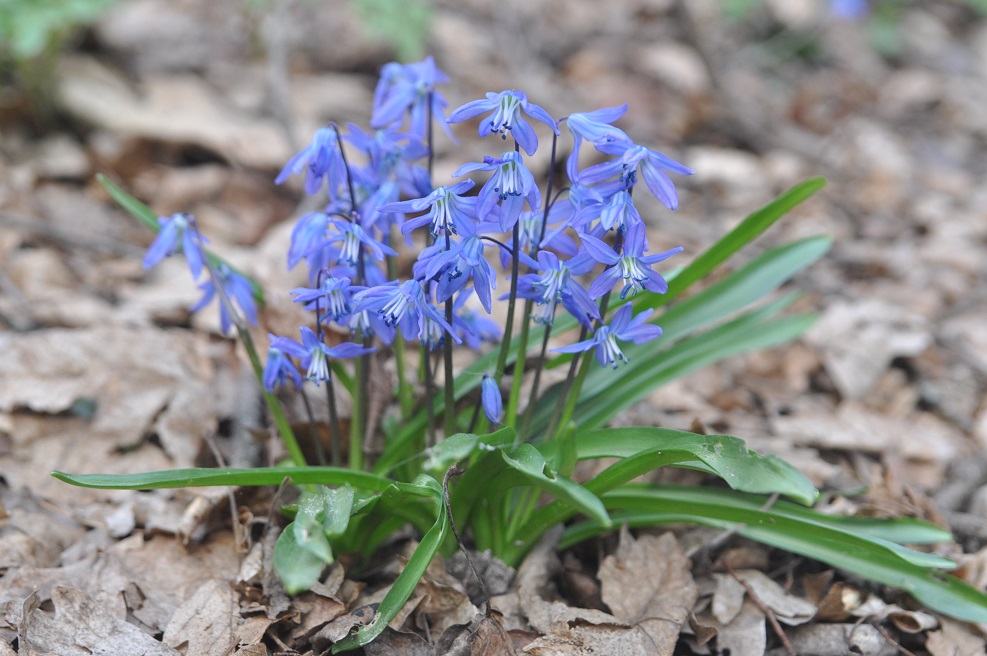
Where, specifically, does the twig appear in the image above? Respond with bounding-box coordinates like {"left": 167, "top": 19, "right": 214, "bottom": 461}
{"left": 443, "top": 466, "right": 491, "bottom": 612}
{"left": 726, "top": 564, "right": 795, "bottom": 656}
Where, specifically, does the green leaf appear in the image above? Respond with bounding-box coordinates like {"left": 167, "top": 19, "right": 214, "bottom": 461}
{"left": 332, "top": 476, "right": 449, "bottom": 652}
{"left": 504, "top": 430, "right": 817, "bottom": 565}
{"left": 52, "top": 466, "right": 393, "bottom": 491}
{"left": 531, "top": 301, "right": 816, "bottom": 435}
{"left": 500, "top": 445, "right": 611, "bottom": 528}
{"left": 321, "top": 484, "right": 355, "bottom": 537}
{"left": 527, "top": 236, "right": 830, "bottom": 436}
{"left": 294, "top": 491, "right": 334, "bottom": 563}
{"left": 97, "top": 173, "right": 160, "bottom": 231}
{"left": 274, "top": 521, "right": 328, "bottom": 594}
{"left": 567, "top": 486, "right": 987, "bottom": 623}
{"left": 653, "top": 177, "right": 826, "bottom": 307}
{"left": 96, "top": 173, "right": 265, "bottom": 303}
{"left": 573, "top": 428, "right": 817, "bottom": 504}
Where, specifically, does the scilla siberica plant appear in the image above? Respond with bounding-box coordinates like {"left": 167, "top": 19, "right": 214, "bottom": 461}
{"left": 58, "top": 56, "right": 987, "bottom": 650}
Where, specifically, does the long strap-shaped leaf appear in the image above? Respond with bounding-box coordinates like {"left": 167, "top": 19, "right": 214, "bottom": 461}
{"left": 564, "top": 486, "right": 987, "bottom": 624}
{"left": 52, "top": 467, "right": 393, "bottom": 491}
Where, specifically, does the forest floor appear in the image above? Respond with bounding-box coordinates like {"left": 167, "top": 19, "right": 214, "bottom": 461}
{"left": 3, "top": 0, "right": 987, "bottom": 654}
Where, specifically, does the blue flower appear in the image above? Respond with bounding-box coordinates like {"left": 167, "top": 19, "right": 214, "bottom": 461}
{"left": 454, "top": 300, "right": 502, "bottom": 350}
{"left": 276, "top": 126, "right": 347, "bottom": 198}
{"left": 190, "top": 263, "right": 258, "bottom": 334}
{"left": 288, "top": 211, "right": 330, "bottom": 271}
{"left": 454, "top": 152, "right": 540, "bottom": 231}
{"left": 447, "top": 90, "right": 558, "bottom": 156}
{"left": 262, "top": 341, "right": 303, "bottom": 392}
{"left": 481, "top": 373, "right": 502, "bottom": 424}
{"left": 378, "top": 180, "right": 477, "bottom": 238}
{"left": 599, "top": 190, "right": 642, "bottom": 232}
{"left": 553, "top": 303, "right": 663, "bottom": 369}
{"left": 580, "top": 223, "right": 682, "bottom": 300}
{"left": 347, "top": 308, "right": 397, "bottom": 344}
{"left": 271, "top": 327, "right": 374, "bottom": 385}
{"left": 371, "top": 56, "right": 453, "bottom": 140}
{"left": 515, "top": 251, "right": 599, "bottom": 327}
{"left": 829, "top": 0, "right": 867, "bottom": 19}
{"left": 353, "top": 280, "right": 458, "bottom": 345}
{"left": 564, "top": 104, "right": 630, "bottom": 181}
{"left": 319, "top": 218, "right": 397, "bottom": 266}
{"left": 290, "top": 276, "right": 356, "bottom": 325}
{"left": 578, "top": 140, "right": 693, "bottom": 210}
{"left": 143, "top": 212, "right": 206, "bottom": 279}
{"left": 416, "top": 219, "right": 498, "bottom": 312}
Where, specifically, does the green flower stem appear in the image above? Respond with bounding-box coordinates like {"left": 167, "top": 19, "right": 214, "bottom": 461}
{"left": 394, "top": 333, "right": 414, "bottom": 418}
{"left": 422, "top": 342, "right": 437, "bottom": 446}
{"left": 388, "top": 254, "right": 415, "bottom": 418}
{"left": 505, "top": 298, "right": 534, "bottom": 431}
{"left": 325, "top": 378, "right": 343, "bottom": 467}
{"left": 544, "top": 325, "right": 587, "bottom": 442}
{"left": 520, "top": 323, "right": 553, "bottom": 438}
{"left": 550, "top": 346, "right": 594, "bottom": 442}
{"left": 443, "top": 298, "right": 457, "bottom": 435}
{"left": 349, "top": 341, "right": 370, "bottom": 472}
{"left": 299, "top": 387, "right": 326, "bottom": 465}
{"left": 493, "top": 221, "right": 522, "bottom": 391}
{"left": 241, "top": 328, "right": 307, "bottom": 467}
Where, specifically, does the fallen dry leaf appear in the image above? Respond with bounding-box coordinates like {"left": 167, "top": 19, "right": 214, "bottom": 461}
{"left": 712, "top": 569, "right": 816, "bottom": 626}
{"left": 703, "top": 599, "right": 766, "bottom": 656}
{"left": 19, "top": 586, "right": 180, "bottom": 656}
{"left": 598, "top": 529, "right": 699, "bottom": 654}
{"left": 925, "top": 617, "right": 987, "bottom": 656}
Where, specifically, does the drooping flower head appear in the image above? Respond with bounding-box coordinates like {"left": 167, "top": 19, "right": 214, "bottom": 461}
{"left": 318, "top": 218, "right": 397, "bottom": 266}
{"left": 353, "top": 280, "right": 459, "bottom": 345}
{"left": 275, "top": 126, "right": 348, "bottom": 199}
{"left": 515, "top": 250, "right": 599, "bottom": 328}
{"left": 564, "top": 104, "right": 631, "bottom": 182}
{"left": 371, "top": 56, "right": 453, "bottom": 140}
{"left": 454, "top": 151, "right": 540, "bottom": 231}
{"left": 447, "top": 90, "right": 559, "bottom": 156}
{"left": 378, "top": 179, "right": 477, "bottom": 238}
{"left": 415, "top": 218, "right": 499, "bottom": 312}
{"left": 290, "top": 275, "right": 357, "bottom": 325}
{"left": 271, "top": 327, "right": 374, "bottom": 385}
{"left": 262, "top": 341, "right": 303, "bottom": 392}
{"left": 579, "top": 139, "right": 693, "bottom": 210}
{"left": 190, "top": 262, "right": 258, "bottom": 334}
{"left": 580, "top": 223, "right": 683, "bottom": 300}
{"left": 143, "top": 212, "right": 206, "bottom": 279}
{"left": 552, "top": 303, "right": 663, "bottom": 369}
{"left": 287, "top": 211, "right": 330, "bottom": 272}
